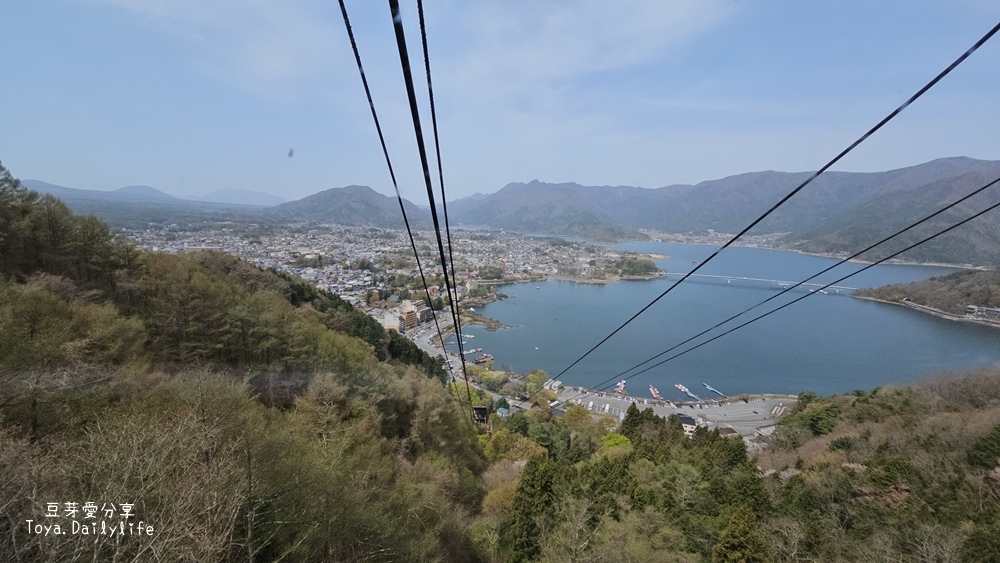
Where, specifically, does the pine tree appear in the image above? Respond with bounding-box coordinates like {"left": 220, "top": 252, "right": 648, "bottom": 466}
{"left": 712, "top": 505, "right": 771, "bottom": 563}
{"left": 502, "top": 455, "right": 557, "bottom": 562}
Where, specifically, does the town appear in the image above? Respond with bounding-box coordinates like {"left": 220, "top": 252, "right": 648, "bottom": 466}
{"left": 125, "top": 222, "right": 664, "bottom": 335}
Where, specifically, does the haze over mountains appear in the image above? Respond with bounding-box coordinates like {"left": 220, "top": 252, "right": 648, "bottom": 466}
{"left": 22, "top": 156, "right": 1000, "bottom": 265}
{"left": 23, "top": 180, "right": 286, "bottom": 207}
{"left": 184, "top": 188, "right": 288, "bottom": 206}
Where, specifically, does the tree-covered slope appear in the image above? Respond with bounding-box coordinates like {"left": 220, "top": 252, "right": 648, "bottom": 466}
{"left": 1, "top": 162, "right": 486, "bottom": 561}
{"left": 855, "top": 269, "right": 1000, "bottom": 315}
{"left": 470, "top": 370, "right": 1000, "bottom": 562}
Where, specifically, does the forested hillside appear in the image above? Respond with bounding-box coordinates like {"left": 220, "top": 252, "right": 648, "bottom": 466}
{"left": 472, "top": 371, "right": 1000, "bottom": 562}
{"left": 0, "top": 163, "right": 483, "bottom": 561}
{"left": 855, "top": 269, "right": 1000, "bottom": 315}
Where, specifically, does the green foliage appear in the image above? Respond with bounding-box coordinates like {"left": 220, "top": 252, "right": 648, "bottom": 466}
{"left": 478, "top": 371, "right": 509, "bottom": 392}
{"left": 0, "top": 163, "right": 487, "bottom": 560}
{"left": 424, "top": 295, "right": 445, "bottom": 311}
{"left": 0, "top": 367, "right": 485, "bottom": 561}
{"left": 614, "top": 257, "right": 659, "bottom": 276}
{"left": 478, "top": 266, "right": 504, "bottom": 280}
{"left": 806, "top": 403, "right": 840, "bottom": 435}
{"left": 712, "top": 506, "right": 771, "bottom": 563}
{"left": 865, "top": 451, "right": 917, "bottom": 489}
{"left": 476, "top": 373, "right": 1000, "bottom": 561}
{"left": 0, "top": 164, "right": 447, "bottom": 386}
{"left": 849, "top": 386, "right": 923, "bottom": 423}
{"left": 598, "top": 432, "right": 633, "bottom": 457}
{"left": 0, "top": 276, "right": 145, "bottom": 371}
{"left": 968, "top": 422, "right": 1000, "bottom": 469}
{"left": 503, "top": 456, "right": 559, "bottom": 562}
{"left": 620, "top": 403, "right": 686, "bottom": 458}
{"left": 524, "top": 369, "right": 549, "bottom": 397}
{"left": 829, "top": 436, "right": 855, "bottom": 451}
{"left": 963, "top": 509, "right": 1000, "bottom": 562}
{"left": 506, "top": 411, "right": 530, "bottom": 436}
{"left": 1, "top": 163, "right": 139, "bottom": 297}
{"left": 794, "top": 391, "right": 817, "bottom": 412}
{"left": 779, "top": 399, "right": 841, "bottom": 436}
{"left": 856, "top": 269, "right": 1000, "bottom": 314}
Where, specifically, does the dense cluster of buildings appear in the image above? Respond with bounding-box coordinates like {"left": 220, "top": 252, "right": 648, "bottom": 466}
{"left": 372, "top": 301, "right": 436, "bottom": 333}
{"left": 125, "top": 223, "right": 650, "bottom": 332}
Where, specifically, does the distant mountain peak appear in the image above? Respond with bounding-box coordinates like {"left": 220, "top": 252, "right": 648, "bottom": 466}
{"left": 114, "top": 185, "right": 177, "bottom": 201}
{"left": 338, "top": 184, "right": 381, "bottom": 195}
{"left": 117, "top": 185, "right": 164, "bottom": 194}
{"left": 267, "top": 184, "right": 427, "bottom": 227}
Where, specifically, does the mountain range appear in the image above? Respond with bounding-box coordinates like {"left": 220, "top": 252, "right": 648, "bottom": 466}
{"left": 23, "top": 180, "right": 180, "bottom": 204}
{"left": 20, "top": 180, "right": 283, "bottom": 229}
{"left": 20, "top": 180, "right": 424, "bottom": 229}
{"left": 447, "top": 157, "right": 1000, "bottom": 265}
{"left": 23, "top": 180, "right": 286, "bottom": 207}
{"left": 21, "top": 156, "right": 1000, "bottom": 265}
{"left": 450, "top": 157, "right": 1000, "bottom": 233}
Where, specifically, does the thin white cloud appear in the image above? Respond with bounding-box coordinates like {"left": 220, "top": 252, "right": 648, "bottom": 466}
{"left": 99, "top": 0, "right": 343, "bottom": 99}
{"left": 444, "top": 0, "right": 734, "bottom": 105}
{"left": 460, "top": 0, "right": 731, "bottom": 80}
{"left": 400, "top": 0, "right": 739, "bottom": 194}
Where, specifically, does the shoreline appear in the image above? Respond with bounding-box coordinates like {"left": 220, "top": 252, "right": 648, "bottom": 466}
{"left": 620, "top": 232, "right": 985, "bottom": 270}
{"left": 466, "top": 241, "right": 991, "bottom": 331}
{"left": 853, "top": 295, "right": 1000, "bottom": 330}
{"left": 547, "top": 272, "right": 665, "bottom": 284}
{"left": 776, "top": 246, "right": 983, "bottom": 270}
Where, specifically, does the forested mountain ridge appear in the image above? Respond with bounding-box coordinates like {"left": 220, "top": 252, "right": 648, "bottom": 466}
{"left": 788, "top": 170, "right": 1000, "bottom": 266}
{"left": 266, "top": 184, "right": 431, "bottom": 228}
{"left": 450, "top": 157, "right": 1000, "bottom": 265}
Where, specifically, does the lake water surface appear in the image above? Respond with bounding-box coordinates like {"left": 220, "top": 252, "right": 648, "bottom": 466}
{"left": 447, "top": 243, "right": 1000, "bottom": 398}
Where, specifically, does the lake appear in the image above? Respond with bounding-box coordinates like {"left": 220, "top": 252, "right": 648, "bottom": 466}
{"left": 446, "top": 242, "right": 1000, "bottom": 398}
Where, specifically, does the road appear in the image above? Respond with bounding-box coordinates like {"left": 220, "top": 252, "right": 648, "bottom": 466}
{"left": 407, "top": 317, "right": 793, "bottom": 436}
{"left": 554, "top": 387, "right": 793, "bottom": 436}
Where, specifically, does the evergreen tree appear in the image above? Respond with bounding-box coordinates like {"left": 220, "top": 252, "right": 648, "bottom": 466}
{"left": 503, "top": 455, "right": 558, "bottom": 562}
{"left": 712, "top": 505, "right": 771, "bottom": 563}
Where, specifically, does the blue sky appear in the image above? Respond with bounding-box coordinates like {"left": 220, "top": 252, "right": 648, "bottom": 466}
{"left": 2, "top": 0, "right": 999, "bottom": 203}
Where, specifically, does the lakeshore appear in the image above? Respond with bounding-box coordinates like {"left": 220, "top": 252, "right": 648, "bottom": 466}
{"left": 853, "top": 295, "right": 1000, "bottom": 330}
{"left": 419, "top": 319, "right": 798, "bottom": 437}
{"left": 439, "top": 243, "right": 1000, "bottom": 397}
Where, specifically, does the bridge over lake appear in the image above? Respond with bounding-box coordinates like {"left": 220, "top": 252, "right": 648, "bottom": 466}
{"left": 667, "top": 272, "right": 858, "bottom": 292}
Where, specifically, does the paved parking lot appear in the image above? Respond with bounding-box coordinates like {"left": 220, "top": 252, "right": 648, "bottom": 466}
{"left": 557, "top": 389, "right": 794, "bottom": 437}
